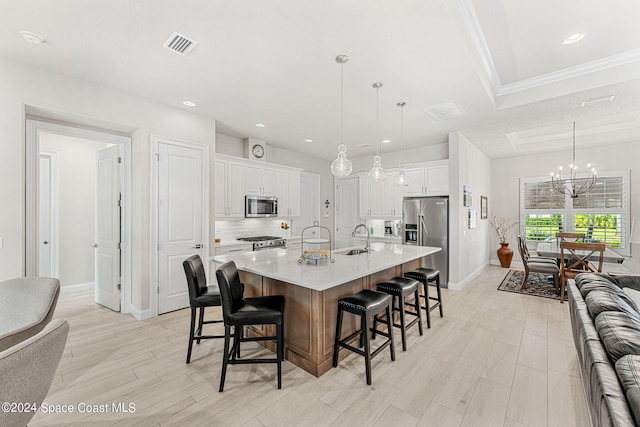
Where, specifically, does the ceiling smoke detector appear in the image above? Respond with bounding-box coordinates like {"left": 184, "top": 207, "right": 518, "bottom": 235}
{"left": 163, "top": 32, "right": 198, "bottom": 56}
{"left": 423, "top": 100, "right": 467, "bottom": 121}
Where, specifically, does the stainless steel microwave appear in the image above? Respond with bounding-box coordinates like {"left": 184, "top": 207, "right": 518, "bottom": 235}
{"left": 245, "top": 195, "right": 278, "bottom": 218}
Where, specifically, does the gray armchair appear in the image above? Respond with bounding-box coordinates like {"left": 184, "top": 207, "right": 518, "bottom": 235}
{"left": 0, "top": 318, "right": 69, "bottom": 427}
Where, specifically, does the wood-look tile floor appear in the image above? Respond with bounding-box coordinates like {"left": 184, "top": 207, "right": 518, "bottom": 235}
{"left": 30, "top": 266, "right": 590, "bottom": 426}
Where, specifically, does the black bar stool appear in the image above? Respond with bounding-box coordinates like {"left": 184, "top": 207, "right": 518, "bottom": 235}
{"left": 373, "top": 277, "right": 423, "bottom": 351}
{"left": 332, "top": 289, "right": 395, "bottom": 385}
{"left": 404, "top": 268, "right": 443, "bottom": 329}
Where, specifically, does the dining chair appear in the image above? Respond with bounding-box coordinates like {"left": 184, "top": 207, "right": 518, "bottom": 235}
{"left": 559, "top": 241, "right": 606, "bottom": 302}
{"left": 517, "top": 234, "right": 557, "bottom": 265}
{"left": 556, "top": 232, "right": 585, "bottom": 242}
{"left": 517, "top": 234, "right": 560, "bottom": 292}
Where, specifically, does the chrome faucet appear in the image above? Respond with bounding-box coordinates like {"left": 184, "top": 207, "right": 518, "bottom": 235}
{"left": 352, "top": 224, "right": 371, "bottom": 253}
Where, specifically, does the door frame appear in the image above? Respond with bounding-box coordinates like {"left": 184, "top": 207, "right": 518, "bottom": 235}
{"left": 150, "top": 134, "right": 210, "bottom": 318}
{"left": 38, "top": 150, "right": 59, "bottom": 278}
{"left": 25, "top": 119, "right": 132, "bottom": 314}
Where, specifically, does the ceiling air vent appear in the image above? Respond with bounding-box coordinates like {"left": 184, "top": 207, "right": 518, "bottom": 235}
{"left": 423, "top": 100, "right": 467, "bottom": 121}
{"left": 163, "top": 32, "right": 198, "bottom": 56}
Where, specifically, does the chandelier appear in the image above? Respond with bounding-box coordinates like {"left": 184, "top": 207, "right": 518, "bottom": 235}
{"left": 330, "top": 54, "right": 353, "bottom": 177}
{"left": 550, "top": 122, "right": 597, "bottom": 198}
{"left": 368, "top": 82, "right": 385, "bottom": 182}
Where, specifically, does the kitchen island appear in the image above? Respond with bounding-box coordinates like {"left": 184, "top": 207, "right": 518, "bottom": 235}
{"left": 212, "top": 242, "right": 441, "bottom": 377}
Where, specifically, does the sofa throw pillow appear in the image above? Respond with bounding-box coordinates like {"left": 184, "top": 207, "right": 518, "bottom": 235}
{"left": 595, "top": 311, "right": 640, "bottom": 363}
{"left": 586, "top": 290, "right": 640, "bottom": 320}
{"left": 615, "top": 355, "right": 640, "bottom": 426}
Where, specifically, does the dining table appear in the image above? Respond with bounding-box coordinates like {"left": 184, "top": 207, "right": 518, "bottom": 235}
{"left": 536, "top": 241, "right": 625, "bottom": 264}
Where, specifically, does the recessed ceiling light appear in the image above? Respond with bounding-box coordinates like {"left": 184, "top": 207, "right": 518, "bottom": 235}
{"left": 182, "top": 101, "right": 196, "bottom": 107}
{"left": 581, "top": 95, "right": 615, "bottom": 107}
{"left": 304, "top": 139, "right": 313, "bottom": 143}
{"left": 255, "top": 123, "right": 266, "bottom": 128}
{"left": 382, "top": 139, "right": 391, "bottom": 144}
{"left": 563, "top": 33, "right": 585, "bottom": 45}
{"left": 20, "top": 30, "right": 45, "bottom": 44}
{"left": 358, "top": 143, "right": 370, "bottom": 148}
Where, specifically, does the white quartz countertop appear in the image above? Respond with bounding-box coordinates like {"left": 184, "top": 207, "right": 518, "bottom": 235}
{"left": 211, "top": 242, "right": 441, "bottom": 291}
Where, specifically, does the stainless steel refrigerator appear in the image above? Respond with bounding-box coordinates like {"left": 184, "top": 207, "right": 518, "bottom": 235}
{"left": 402, "top": 196, "right": 449, "bottom": 287}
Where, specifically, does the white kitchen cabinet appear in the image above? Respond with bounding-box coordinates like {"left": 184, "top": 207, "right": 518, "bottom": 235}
{"left": 382, "top": 171, "right": 403, "bottom": 217}
{"left": 403, "top": 161, "right": 449, "bottom": 197}
{"left": 215, "top": 158, "right": 245, "bottom": 219}
{"left": 245, "top": 163, "right": 276, "bottom": 196}
{"left": 359, "top": 171, "right": 401, "bottom": 218}
{"left": 358, "top": 174, "right": 384, "bottom": 217}
{"left": 214, "top": 243, "right": 253, "bottom": 255}
{"left": 275, "top": 169, "right": 300, "bottom": 217}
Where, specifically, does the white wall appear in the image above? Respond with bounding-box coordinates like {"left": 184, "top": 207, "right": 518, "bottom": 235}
{"left": 0, "top": 57, "right": 217, "bottom": 314}
{"left": 491, "top": 140, "right": 640, "bottom": 272}
{"left": 448, "top": 132, "right": 492, "bottom": 289}
{"left": 39, "top": 133, "right": 107, "bottom": 287}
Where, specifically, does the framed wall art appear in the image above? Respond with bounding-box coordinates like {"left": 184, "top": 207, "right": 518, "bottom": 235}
{"left": 480, "top": 196, "right": 488, "bottom": 219}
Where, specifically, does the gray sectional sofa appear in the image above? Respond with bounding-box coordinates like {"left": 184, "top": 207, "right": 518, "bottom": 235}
{"left": 568, "top": 272, "right": 640, "bottom": 427}
{"left": 0, "top": 277, "right": 69, "bottom": 427}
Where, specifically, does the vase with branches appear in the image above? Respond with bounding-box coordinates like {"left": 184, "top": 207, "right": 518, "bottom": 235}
{"left": 489, "top": 213, "right": 519, "bottom": 267}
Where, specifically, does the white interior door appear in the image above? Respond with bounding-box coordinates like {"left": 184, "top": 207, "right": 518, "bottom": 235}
{"left": 158, "top": 142, "right": 204, "bottom": 314}
{"left": 38, "top": 154, "right": 53, "bottom": 276}
{"left": 335, "top": 177, "right": 359, "bottom": 249}
{"left": 95, "top": 145, "right": 121, "bottom": 311}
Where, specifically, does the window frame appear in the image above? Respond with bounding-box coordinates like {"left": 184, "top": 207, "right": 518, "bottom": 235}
{"left": 519, "top": 170, "right": 630, "bottom": 256}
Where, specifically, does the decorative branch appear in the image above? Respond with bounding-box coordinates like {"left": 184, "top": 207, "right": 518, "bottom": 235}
{"left": 489, "top": 212, "right": 519, "bottom": 244}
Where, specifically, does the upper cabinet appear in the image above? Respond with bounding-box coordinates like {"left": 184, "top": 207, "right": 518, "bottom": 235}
{"left": 403, "top": 160, "right": 449, "bottom": 197}
{"left": 216, "top": 154, "right": 301, "bottom": 219}
{"left": 358, "top": 160, "right": 449, "bottom": 219}
{"left": 215, "top": 158, "right": 245, "bottom": 218}
{"left": 275, "top": 169, "right": 301, "bottom": 217}
{"left": 245, "top": 163, "right": 276, "bottom": 196}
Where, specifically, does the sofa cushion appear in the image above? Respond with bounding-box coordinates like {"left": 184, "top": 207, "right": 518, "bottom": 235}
{"left": 576, "top": 273, "right": 619, "bottom": 289}
{"left": 0, "top": 277, "right": 60, "bottom": 352}
{"left": 595, "top": 311, "right": 640, "bottom": 363}
{"left": 615, "top": 355, "right": 640, "bottom": 426}
{"left": 585, "top": 290, "right": 640, "bottom": 321}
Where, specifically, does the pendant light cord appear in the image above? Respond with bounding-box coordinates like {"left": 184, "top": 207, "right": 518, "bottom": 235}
{"left": 340, "top": 62, "right": 344, "bottom": 145}
{"left": 375, "top": 85, "right": 380, "bottom": 156}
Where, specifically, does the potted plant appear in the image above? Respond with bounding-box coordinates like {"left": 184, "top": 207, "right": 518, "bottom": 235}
{"left": 489, "top": 213, "right": 519, "bottom": 268}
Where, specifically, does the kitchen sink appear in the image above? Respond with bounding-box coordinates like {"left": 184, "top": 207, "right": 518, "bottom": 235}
{"left": 338, "top": 248, "right": 370, "bottom": 255}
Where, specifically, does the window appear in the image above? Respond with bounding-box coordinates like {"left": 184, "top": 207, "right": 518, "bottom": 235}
{"left": 520, "top": 171, "right": 630, "bottom": 254}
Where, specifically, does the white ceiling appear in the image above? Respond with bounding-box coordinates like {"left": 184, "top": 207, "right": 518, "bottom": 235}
{"left": 1, "top": 0, "right": 639, "bottom": 161}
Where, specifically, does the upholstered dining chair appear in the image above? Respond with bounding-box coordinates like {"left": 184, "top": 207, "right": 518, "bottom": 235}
{"left": 183, "top": 254, "right": 224, "bottom": 363}
{"left": 517, "top": 234, "right": 560, "bottom": 292}
{"left": 560, "top": 241, "right": 606, "bottom": 302}
{"left": 215, "top": 260, "right": 285, "bottom": 392}
{"left": 517, "top": 233, "right": 557, "bottom": 265}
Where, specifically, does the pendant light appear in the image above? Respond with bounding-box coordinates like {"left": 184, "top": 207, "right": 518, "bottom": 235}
{"left": 330, "top": 54, "right": 353, "bottom": 177}
{"left": 369, "top": 82, "right": 385, "bottom": 182}
{"left": 394, "top": 101, "right": 409, "bottom": 187}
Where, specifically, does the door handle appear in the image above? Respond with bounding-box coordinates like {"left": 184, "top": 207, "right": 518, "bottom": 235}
{"left": 192, "top": 244, "right": 202, "bottom": 249}
{"left": 43, "top": 241, "right": 49, "bottom": 245}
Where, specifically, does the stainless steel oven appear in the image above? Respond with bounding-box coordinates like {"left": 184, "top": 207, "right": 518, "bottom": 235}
{"left": 245, "top": 195, "right": 278, "bottom": 218}
{"left": 237, "top": 236, "right": 286, "bottom": 251}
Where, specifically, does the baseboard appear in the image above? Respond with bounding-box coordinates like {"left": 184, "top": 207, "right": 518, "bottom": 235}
{"left": 60, "top": 282, "right": 94, "bottom": 293}
{"left": 490, "top": 258, "right": 524, "bottom": 269}
{"left": 448, "top": 263, "right": 491, "bottom": 290}
{"left": 128, "top": 304, "right": 151, "bottom": 320}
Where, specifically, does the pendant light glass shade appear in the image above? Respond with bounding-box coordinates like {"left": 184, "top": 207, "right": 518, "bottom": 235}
{"left": 331, "top": 54, "right": 353, "bottom": 178}
{"left": 331, "top": 143, "right": 353, "bottom": 177}
{"left": 369, "top": 82, "right": 385, "bottom": 182}
{"left": 394, "top": 101, "right": 409, "bottom": 187}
